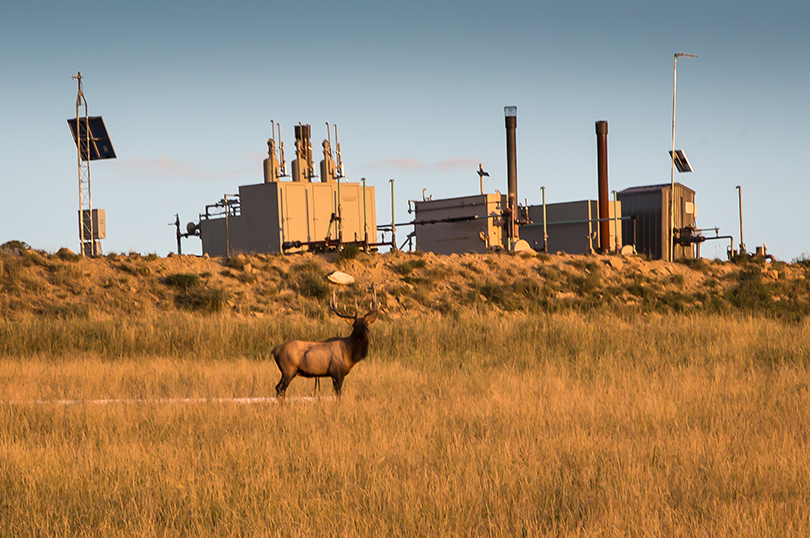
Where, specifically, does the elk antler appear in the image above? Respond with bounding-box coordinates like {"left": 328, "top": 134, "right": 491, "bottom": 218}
{"left": 359, "top": 287, "right": 379, "bottom": 320}
{"left": 329, "top": 291, "right": 357, "bottom": 321}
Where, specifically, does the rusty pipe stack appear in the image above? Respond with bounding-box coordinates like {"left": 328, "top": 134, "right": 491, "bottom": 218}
{"left": 595, "top": 121, "right": 610, "bottom": 253}
{"left": 505, "top": 106, "right": 518, "bottom": 247}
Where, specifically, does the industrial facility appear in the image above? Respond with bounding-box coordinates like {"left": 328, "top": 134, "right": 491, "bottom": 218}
{"left": 189, "top": 123, "right": 379, "bottom": 256}
{"left": 185, "top": 108, "right": 713, "bottom": 261}
{"left": 409, "top": 114, "right": 700, "bottom": 260}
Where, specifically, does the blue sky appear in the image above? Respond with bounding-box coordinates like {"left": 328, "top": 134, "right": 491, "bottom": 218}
{"left": 2, "top": 0, "right": 808, "bottom": 259}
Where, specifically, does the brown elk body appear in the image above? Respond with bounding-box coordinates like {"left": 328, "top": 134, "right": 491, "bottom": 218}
{"left": 272, "top": 294, "right": 378, "bottom": 397}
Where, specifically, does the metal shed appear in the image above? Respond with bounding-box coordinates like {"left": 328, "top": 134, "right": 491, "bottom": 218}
{"left": 617, "top": 183, "right": 696, "bottom": 260}
{"left": 413, "top": 194, "right": 507, "bottom": 254}
{"left": 199, "top": 180, "right": 376, "bottom": 256}
{"left": 521, "top": 200, "right": 622, "bottom": 255}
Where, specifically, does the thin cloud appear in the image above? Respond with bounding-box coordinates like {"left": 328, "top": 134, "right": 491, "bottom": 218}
{"left": 363, "top": 157, "right": 486, "bottom": 174}
{"left": 435, "top": 157, "right": 481, "bottom": 172}
{"left": 113, "top": 157, "right": 249, "bottom": 182}
{"left": 364, "top": 158, "right": 427, "bottom": 171}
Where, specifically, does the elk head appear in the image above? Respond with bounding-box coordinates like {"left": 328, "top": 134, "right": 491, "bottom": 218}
{"left": 329, "top": 290, "right": 379, "bottom": 351}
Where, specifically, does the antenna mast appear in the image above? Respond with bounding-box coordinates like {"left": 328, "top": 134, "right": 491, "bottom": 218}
{"left": 67, "top": 72, "right": 116, "bottom": 256}
{"left": 71, "top": 72, "right": 96, "bottom": 255}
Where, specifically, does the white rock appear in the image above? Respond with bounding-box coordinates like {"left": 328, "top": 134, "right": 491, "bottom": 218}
{"left": 327, "top": 271, "right": 355, "bottom": 285}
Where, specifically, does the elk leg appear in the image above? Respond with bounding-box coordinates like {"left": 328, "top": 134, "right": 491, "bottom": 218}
{"left": 314, "top": 378, "right": 320, "bottom": 396}
{"left": 276, "top": 373, "right": 293, "bottom": 397}
{"left": 331, "top": 374, "right": 344, "bottom": 397}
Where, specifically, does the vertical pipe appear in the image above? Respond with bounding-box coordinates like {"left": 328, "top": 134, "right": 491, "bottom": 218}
{"left": 336, "top": 176, "right": 343, "bottom": 250}
{"left": 362, "top": 177, "right": 368, "bottom": 252}
{"left": 174, "top": 214, "right": 182, "bottom": 255}
{"left": 277, "top": 123, "right": 286, "bottom": 177}
{"left": 612, "top": 190, "right": 619, "bottom": 253}
{"left": 595, "top": 121, "right": 610, "bottom": 254}
{"left": 505, "top": 106, "right": 518, "bottom": 248}
{"left": 736, "top": 185, "right": 745, "bottom": 254}
{"left": 224, "top": 195, "right": 230, "bottom": 258}
{"left": 390, "top": 179, "right": 397, "bottom": 250}
{"left": 541, "top": 186, "right": 548, "bottom": 254}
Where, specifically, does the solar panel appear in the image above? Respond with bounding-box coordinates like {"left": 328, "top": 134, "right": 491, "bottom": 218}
{"left": 67, "top": 116, "right": 117, "bottom": 161}
{"left": 669, "top": 149, "right": 693, "bottom": 173}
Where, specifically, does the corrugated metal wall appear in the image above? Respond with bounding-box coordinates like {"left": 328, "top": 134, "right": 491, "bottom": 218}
{"left": 617, "top": 183, "right": 696, "bottom": 260}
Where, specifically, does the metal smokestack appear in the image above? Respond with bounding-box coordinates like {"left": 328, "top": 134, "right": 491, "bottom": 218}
{"left": 505, "top": 106, "right": 518, "bottom": 246}
{"left": 595, "top": 121, "right": 610, "bottom": 253}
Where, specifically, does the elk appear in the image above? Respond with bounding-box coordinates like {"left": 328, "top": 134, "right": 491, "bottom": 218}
{"left": 272, "top": 291, "right": 379, "bottom": 397}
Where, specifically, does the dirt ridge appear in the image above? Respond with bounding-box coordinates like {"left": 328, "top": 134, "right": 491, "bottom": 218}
{"left": 1, "top": 247, "right": 808, "bottom": 320}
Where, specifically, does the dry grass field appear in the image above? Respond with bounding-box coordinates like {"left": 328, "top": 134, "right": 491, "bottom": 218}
{"left": 1, "top": 245, "right": 810, "bottom": 536}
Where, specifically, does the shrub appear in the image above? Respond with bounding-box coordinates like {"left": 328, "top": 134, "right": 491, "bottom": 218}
{"left": 461, "top": 261, "right": 481, "bottom": 275}
{"left": 658, "top": 291, "right": 690, "bottom": 313}
{"left": 164, "top": 273, "right": 200, "bottom": 290}
{"left": 726, "top": 266, "right": 771, "bottom": 311}
{"left": 175, "top": 287, "right": 226, "bottom": 313}
{"left": 792, "top": 253, "right": 810, "bottom": 268}
{"left": 568, "top": 270, "right": 601, "bottom": 296}
{"left": 1, "top": 240, "right": 31, "bottom": 255}
{"left": 336, "top": 244, "right": 360, "bottom": 265}
{"left": 479, "top": 279, "right": 543, "bottom": 311}
{"left": 118, "top": 262, "right": 151, "bottom": 276}
{"left": 626, "top": 276, "right": 654, "bottom": 299}
{"left": 224, "top": 256, "right": 247, "bottom": 271}
{"left": 396, "top": 258, "right": 427, "bottom": 276}
{"left": 296, "top": 272, "right": 329, "bottom": 299}
{"left": 291, "top": 259, "right": 329, "bottom": 299}
{"left": 678, "top": 258, "right": 707, "bottom": 271}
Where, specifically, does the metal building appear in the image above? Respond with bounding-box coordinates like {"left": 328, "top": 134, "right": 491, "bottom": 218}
{"left": 413, "top": 194, "right": 507, "bottom": 254}
{"left": 193, "top": 122, "right": 377, "bottom": 256}
{"left": 198, "top": 181, "right": 376, "bottom": 256}
{"left": 521, "top": 200, "right": 622, "bottom": 255}
{"left": 617, "top": 183, "right": 697, "bottom": 260}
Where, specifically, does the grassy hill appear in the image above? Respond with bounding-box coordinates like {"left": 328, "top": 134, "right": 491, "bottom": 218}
{"left": 2, "top": 243, "right": 809, "bottom": 322}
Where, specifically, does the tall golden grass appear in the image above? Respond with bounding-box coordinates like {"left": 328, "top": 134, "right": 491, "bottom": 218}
{"left": 1, "top": 312, "right": 810, "bottom": 536}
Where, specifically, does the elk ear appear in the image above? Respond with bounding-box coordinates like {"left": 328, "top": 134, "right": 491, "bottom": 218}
{"left": 363, "top": 310, "right": 379, "bottom": 325}
{"left": 343, "top": 317, "right": 355, "bottom": 326}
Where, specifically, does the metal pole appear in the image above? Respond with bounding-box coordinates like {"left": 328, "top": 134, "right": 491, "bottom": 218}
{"left": 362, "top": 177, "right": 369, "bottom": 252}
{"left": 390, "top": 179, "right": 397, "bottom": 250}
{"left": 670, "top": 52, "right": 696, "bottom": 262}
{"left": 224, "top": 195, "right": 230, "bottom": 257}
{"left": 173, "top": 214, "right": 182, "bottom": 254}
{"left": 336, "top": 176, "right": 343, "bottom": 251}
{"left": 736, "top": 185, "right": 745, "bottom": 254}
{"left": 541, "top": 186, "right": 548, "bottom": 253}
{"left": 612, "top": 190, "right": 619, "bottom": 253}
{"left": 669, "top": 55, "right": 678, "bottom": 263}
